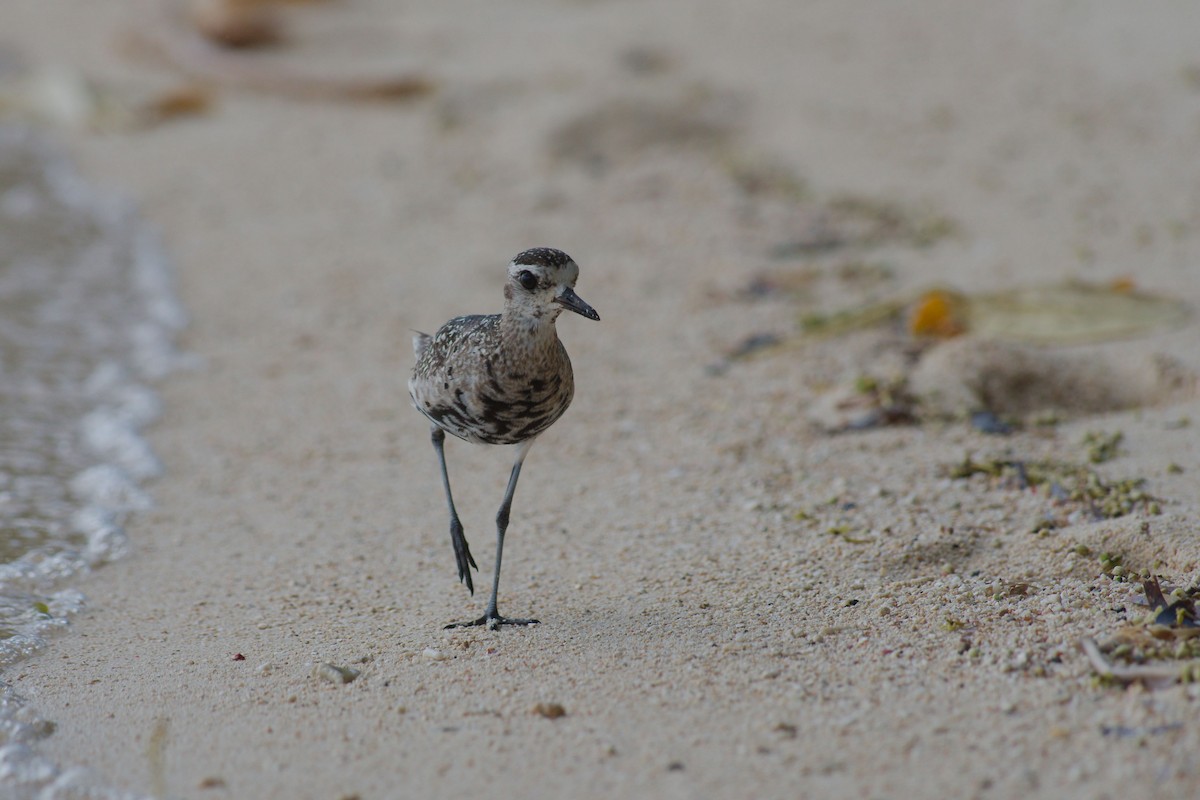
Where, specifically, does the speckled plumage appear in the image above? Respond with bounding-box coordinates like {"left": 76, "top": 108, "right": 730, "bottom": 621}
{"left": 408, "top": 247, "right": 599, "bottom": 629}
{"left": 409, "top": 312, "right": 574, "bottom": 445}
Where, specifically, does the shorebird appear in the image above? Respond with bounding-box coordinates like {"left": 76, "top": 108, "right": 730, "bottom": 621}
{"left": 409, "top": 247, "right": 599, "bottom": 629}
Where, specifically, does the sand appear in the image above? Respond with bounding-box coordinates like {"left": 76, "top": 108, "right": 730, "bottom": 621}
{"left": 5, "top": 1, "right": 1200, "bottom": 797}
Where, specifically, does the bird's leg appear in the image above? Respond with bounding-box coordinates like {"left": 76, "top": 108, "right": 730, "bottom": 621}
{"left": 446, "top": 439, "right": 539, "bottom": 630}
{"left": 432, "top": 426, "right": 476, "bottom": 594}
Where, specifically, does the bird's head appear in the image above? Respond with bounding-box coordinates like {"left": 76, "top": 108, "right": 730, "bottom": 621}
{"left": 504, "top": 247, "right": 600, "bottom": 324}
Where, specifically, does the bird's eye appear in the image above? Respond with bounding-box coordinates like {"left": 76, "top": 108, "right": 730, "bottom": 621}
{"left": 517, "top": 270, "right": 538, "bottom": 291}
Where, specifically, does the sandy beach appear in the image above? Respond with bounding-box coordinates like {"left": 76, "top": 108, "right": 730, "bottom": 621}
{"left": 5, "top": 1, "right": 1200, "bottom": 797}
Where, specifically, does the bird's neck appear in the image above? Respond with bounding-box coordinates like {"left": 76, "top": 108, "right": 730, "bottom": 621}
{"left": 499, "top": 308, "right": 561, "bottom": 343}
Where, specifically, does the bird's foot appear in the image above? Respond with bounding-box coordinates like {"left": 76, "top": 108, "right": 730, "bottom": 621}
{"left": 449, "top": 517, "right": 477, "bottom": 594}
{"left": 444, "top": 613, "right": 539, "bottom": 631}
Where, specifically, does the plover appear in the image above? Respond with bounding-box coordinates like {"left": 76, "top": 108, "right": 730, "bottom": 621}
{"left": 409, "top": 247, "right": 600, "bottom": 629}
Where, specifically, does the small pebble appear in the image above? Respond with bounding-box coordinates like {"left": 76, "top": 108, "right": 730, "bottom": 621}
{"left": 314, "top": 662, "right": 360, "bottom": 684}
{"left": 532, "top": 702, "right": 566, "bottom": 719}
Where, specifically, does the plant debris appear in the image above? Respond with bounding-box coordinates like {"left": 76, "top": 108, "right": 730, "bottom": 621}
{"left": 946, "top": 456, "right": 1162, "bottom": 521}
{"left": 1098, "top": 551, "right": 1130, "bottom": 579}
{"left": 1082, "top": 430, "right": 1123, "bottom": 463}
{"left": 706, "top": 332, "right": 785, "bottom": 375}
{"left": 799, "top": 280, "right": 1190, "bottom": 345}
{"left": 808, "top": 374, "right": 919, "bottom": 433}
{"left": 1082, "top": 635, "right": 1200, "bottom": 688}
{"left": 826, "top": 525, "right": 873, "bottom": 544}
{"left": 800, "top": 297, "right": 908, "bottom": 338}
{"left": 121, "top": 10, "right": 434, "bottom": 103}
{"left": 1079, "top": 638, "right": 1200, "bottom": 688}
{"left": 1141, "top": 575, "right": 1200, "bottom": 629}
{"left": 1081, "top": 577, "right": 1200, "bottom": 688}
{"left": 726, "top": 332, "right": 783, "bottom": 361}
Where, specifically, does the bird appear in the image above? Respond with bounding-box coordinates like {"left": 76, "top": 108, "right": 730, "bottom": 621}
{"left": 409, "top": 247, "right": 599, "bottom": 630}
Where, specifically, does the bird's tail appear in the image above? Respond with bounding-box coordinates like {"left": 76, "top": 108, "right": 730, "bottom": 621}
{"left": 412, "top": 331, "right": 432, "bottom": 359}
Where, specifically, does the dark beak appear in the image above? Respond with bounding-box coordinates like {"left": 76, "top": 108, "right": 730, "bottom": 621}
{"left": 554, "top": 286, "right": 600, "bottom": 321}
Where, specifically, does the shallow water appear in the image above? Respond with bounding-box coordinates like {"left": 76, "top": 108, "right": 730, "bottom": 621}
{"left": 0, "top": 126, "right": 183, "bottom": 798}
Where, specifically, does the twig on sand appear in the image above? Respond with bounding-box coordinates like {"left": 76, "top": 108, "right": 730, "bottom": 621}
{"left": 1079, "top": 637, "right": 1200, "bottom": 688}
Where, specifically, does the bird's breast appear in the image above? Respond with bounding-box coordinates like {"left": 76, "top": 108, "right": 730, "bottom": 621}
{"left": 411, "top": 338, "right": 574, "bottom": 446}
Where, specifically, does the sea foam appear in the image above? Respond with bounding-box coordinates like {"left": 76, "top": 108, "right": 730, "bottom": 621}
{"left": 0, "top": 126, "right": 183, "bottom": 799}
